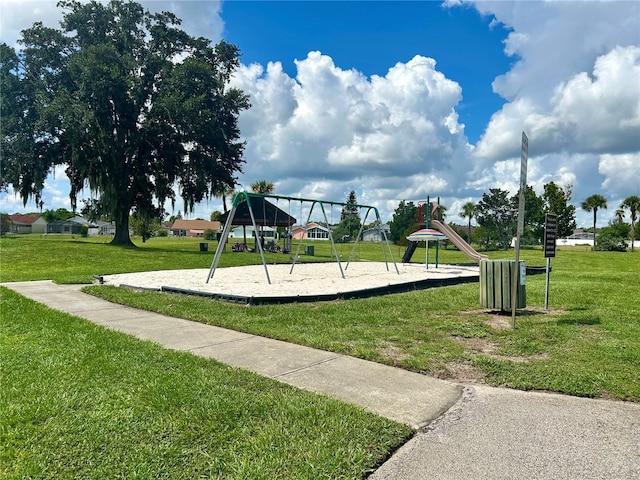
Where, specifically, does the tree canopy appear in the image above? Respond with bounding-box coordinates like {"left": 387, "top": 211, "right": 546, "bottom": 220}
{"left": 388, "top": 200, "right": 417, "bottom": 244}
{"left": 340, "top": 190, "right": 359, "bottom": 221}
{"left": 460, "top": 201, "right": 477, "bottom": 242}
{"left": 1, "top": 0, "right": 249, "bottom": 245}
{"left": 511, "top": 185, "right": 545, "bottom": 245}
{"left": 476, "top": 188, "right": 516, "bottom": 250}
{"left": 542, "top": 182, "right": 577, "bottom": 238}
{"left": 332, "top": 190, "right": 361, "bottom": 242}
{"left": 581, "top": 194, "right": 608, "bottom": 248}
{"left": 250, "top": 180, "right": 275, "bottom": 194}
{"left": 620, "top": 195, "right": 639, "bottom": 252}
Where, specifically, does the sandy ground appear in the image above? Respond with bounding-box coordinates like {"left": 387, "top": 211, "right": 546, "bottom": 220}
{"left": 100, "top": 262, "right": 479, "bottom": 298}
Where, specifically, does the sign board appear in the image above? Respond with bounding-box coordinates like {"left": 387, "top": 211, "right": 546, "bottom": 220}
{"left": 544, "top": 214, "right": 558, "bottom": 258}
{"left": 519, "top": 261, "right": 526, "bottom": 285}
{"left": 517, "top": 132, "right": 528, "bottom": 236}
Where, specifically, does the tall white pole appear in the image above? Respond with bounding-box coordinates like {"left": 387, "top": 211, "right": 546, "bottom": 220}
{"left": 544, "top": 257, "right": 551, "bottom": 310}
{"left": 512, "top": 132, "right": 528, "bottom": 328}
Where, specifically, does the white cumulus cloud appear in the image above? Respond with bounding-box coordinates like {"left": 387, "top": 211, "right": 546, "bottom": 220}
{"left": 466, "top": 0, "right": 640, "bottom": 227}
{"left": 232, "top": 52, "right": 471, "bottom": 218}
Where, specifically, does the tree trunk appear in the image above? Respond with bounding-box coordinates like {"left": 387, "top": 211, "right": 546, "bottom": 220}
{"left": 593, "top": 210, "right": 597, "bottom": 250}
{"left": 111, "top": 209, "right": 135, "bottom": 246}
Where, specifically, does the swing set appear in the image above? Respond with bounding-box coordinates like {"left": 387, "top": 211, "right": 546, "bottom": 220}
{"left": 207, "top": 192, "right": 399, "bottom": 284}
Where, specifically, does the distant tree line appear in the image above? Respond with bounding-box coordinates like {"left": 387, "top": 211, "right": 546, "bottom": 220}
{"left": 388, "top": 183, "right": 638, "bottom": 252}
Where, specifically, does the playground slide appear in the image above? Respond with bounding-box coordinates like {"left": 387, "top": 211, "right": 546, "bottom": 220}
{"left": 430, "top": 220, "right": 488, "bottom": 263}
{"left": 402, "top": 241, "right": 418, "bottom": 263}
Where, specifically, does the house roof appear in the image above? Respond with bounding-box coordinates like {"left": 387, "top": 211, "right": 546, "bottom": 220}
{"left": 8, "top": 214, "right": 42, "bottom": 225}
{"left": 48, "top": 216, "right": 98, "bottom": 227}
{"left": 171, "top": 219, "right": 221, "bottom": 231}
{"left": 363, "top": 224, "right": 390, "bottom": 233}
{"left": 292, "top": 223, "right": 329, "bottom": 232}
{"left": 219, "top": 198, "right": 297, "bottom": 227}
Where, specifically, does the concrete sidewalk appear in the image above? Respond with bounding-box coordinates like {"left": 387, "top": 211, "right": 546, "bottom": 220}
{"left": 4, "top": 280, "right": 639, "bottom": 479}
{"left": 371, "top": 385, "right": 640, "bottom": 479}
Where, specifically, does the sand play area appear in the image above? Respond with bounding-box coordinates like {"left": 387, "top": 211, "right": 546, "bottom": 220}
{"left": 100, "top": 262, "right": 480, "bottom": 304}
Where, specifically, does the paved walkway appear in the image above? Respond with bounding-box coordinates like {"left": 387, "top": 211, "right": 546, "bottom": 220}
{"left": 3, "top": 280, "right": 639, "bottom": 479}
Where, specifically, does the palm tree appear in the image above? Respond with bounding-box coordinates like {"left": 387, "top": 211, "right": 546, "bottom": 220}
{"left": 460, "top": 201, "right": 477, "bottom": 243}
{"left": 250, "top": 180, "right": 274, "bottom": 194}
{"left": 214, "top": 186, "right": 236, "bottom": 213}
{"left": 581, "top": 194, "right": 608, "bottom": 249}
{"left": 621, "top": 195, "right": 640, "bottom": 252}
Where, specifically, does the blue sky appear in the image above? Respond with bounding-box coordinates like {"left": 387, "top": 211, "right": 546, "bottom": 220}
{"left": 1, "top": 0, "right": 639, "bottom": 229}
{"left": 222, "top": 1, "right": 512, "bottom": 144}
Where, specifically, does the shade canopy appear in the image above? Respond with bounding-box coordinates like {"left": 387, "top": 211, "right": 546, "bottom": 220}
{"left": 406, "top": 228, "right": 447, "bottom": 242}
{"left": 219, "top": 198, "right": 297, "bottom": 227}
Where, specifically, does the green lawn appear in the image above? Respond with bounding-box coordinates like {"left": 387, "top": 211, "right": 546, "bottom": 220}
{"left": 1, "top": 234, "right": 639, "bottom": 477}
{"left": 0, "top": 235, "right": 640, "bottom": 478}
{"left": 85, "top": 247, "right": 640, "bottom": 401}
{"left": 2, "top": 234, "right": 639, "bottom": 402}
{"left": 1, "top": 288, "right": 411, "bottom": 479}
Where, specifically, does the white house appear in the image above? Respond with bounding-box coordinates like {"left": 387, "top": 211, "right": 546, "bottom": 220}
{"left": 362, "top": 224, "right": 391, "bottom": 242}
{"left": 229, "top": 225, "right": 278, "bottom": 239}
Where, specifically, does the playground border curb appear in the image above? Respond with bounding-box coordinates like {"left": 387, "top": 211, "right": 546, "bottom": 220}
{"left": 160, "top": 274, "right": 479, "bottom": 305}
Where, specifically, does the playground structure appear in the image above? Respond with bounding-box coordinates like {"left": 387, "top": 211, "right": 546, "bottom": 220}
{"left": 102, "top": 194, "right": 483, "bottom": 305}
{"left": 207, "top": 192, "right": 400, "bottom": 285}
{"left": 402, "top": 197, "right": 488, "bottom": 264}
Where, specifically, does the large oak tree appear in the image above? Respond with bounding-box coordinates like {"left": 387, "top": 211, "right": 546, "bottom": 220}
{"left": 1, "top": 0, "right": 249, "bottom": 245}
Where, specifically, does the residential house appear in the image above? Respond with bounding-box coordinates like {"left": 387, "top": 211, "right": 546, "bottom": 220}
{"left": 170, "top": 219, "right": 221, "bottom": 237}
{"left": 229, "top": 225, "right": 278, "bottom": 240}
{"left": 557, "top": 231, "right": 594, "bottom": 246}
{"left": 47, "top": 216, "right": 97, "bottom": 234}
{"left": 292, "top": 223, "right": 331, "bottom": 240}
{"left": 361, "top": 224, "right": 391, "bottom": 242}
{"left": 95, "top": 220, "right": 116, "bottom": 236}
{"left": 8, "top": 214, "right": 47, "bottom": 234}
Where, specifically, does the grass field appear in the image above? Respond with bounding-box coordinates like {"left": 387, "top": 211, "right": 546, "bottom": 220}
{"left": 1, "top": 234, "right": 639, "bottom": 477}
{"left": 1, "top": 235, "right": 414, "bottom": 479}
{"left": 1, "top": 288, "right": 411, "bottom": 479}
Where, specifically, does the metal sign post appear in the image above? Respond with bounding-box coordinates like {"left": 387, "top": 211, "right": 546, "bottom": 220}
{"left": 543, "top": 214, "right": 558, "bottom": 310}
{"left": 512, "top": 132, "right": 528, "bottom": 328}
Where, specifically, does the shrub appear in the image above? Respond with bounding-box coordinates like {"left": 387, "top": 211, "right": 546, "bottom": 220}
{"left": 597, "top": 222, "right": 630, "bottom": 252}
{"left": 597, "top": 229, "right": 627, "bottom": 252}
{"left": 0, "top": 213, "right": 11, "bottom": 235}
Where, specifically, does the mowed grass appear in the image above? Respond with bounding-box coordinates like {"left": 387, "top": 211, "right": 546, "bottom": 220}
{"left": 1, "top": 287, "right": 412, "bottom": 479}
{"left": 2, "top": 235, "right": 639, "bottom": 402}
{"left": 0, "top": 234, "right": 246, "bottom": 283}
{"left": 85, "top": 250, "right": 640, "bottom": 401}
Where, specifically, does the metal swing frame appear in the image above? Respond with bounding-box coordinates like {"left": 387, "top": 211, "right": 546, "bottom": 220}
{"left": 207, "top": 192, "right": 399, "bottom": 284}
